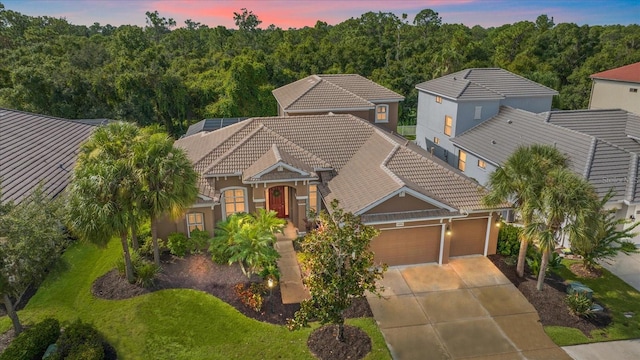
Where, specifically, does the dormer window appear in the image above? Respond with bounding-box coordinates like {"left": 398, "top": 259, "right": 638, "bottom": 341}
{"left": 375, "top": 104, "right": 389, "bottom": 123}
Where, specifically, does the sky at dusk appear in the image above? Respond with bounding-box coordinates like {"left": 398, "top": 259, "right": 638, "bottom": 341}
{"left": 2, "top": 0, "right": 639, "bottom": 29}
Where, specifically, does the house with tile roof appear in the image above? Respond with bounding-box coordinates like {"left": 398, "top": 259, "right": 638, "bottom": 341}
{"left": 272, "top": 74, "right": 405, "bottom": 133}
{"left": 414, "top": 68, "right": 558, "bottom": 169}
{"left": 158, "top": 113, "right": 503, "bottom": 266}
{"left": 0, "top": 108, "right": 98, "bottom": 204}
{"left": 450, "top": 106, "right": 640, "bottom": 242}
{"left": 589, "top": 62, "right": 640, "bottom": 115}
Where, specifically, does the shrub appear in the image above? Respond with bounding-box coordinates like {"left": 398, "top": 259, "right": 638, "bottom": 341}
{"left": 136, "top": 261, "right": 160, "bottom": 288}
{"left": 526, "top": 248, "right": 562, "bottom": 276}
{"left": 234, "top": 283, "right": 266, "bottom": 312}
{"left": 49, "top": 320, "right": 105, "bottom": 360}
{"left": 189, "top": 229, "right": 210, "bottom": 254}
{"left": 139, "top": 235, "right": 168, "bottom": 259}
{"left": 167, "top": 232, "right": 189, "bottom": 257}
{"left": 0, "top": 318, "right": 60, "bottom": 360}
{"left": 565, "top": 293, "right": 594, "bottom": 318}
{"left": 497, "top": 223, "right": 521, "bottom": 256}
{"left": 259, "top": 263, "right": 280, "bottom": 281}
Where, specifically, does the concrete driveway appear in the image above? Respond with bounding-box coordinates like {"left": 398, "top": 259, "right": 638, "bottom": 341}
{"left": 367, "top": 256, "right": 571, "bottom": 360}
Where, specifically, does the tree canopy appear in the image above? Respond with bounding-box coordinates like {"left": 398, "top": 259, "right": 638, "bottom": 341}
{"left": 1, "top": 5, "right": 638, "bottom": 136}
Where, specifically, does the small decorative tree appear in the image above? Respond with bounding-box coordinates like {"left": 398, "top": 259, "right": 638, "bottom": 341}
{"left": 289, "top": 200, "right": 387, "bottom": 342}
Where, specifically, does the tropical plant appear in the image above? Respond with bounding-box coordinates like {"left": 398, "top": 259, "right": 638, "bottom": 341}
{"left": 483, "top": 144, "right": 568, "bottom": 278}
{"left": 565, "top": 293, "right": 594, "bottom": 318}
{"left": 0, "top": 186, "right": 66, "bottom": 335}
{"left": 210, "top": 209, "right": 285, "bottom": 278}
{"left": 134, "top": 128, "right": 198, "bottom": 267}
{"left": 570, "top": 191, "right": 640, "bottom": 270}
{"left": 66, "top": 121, "right": 143, "bottom": 283}
{"left": 524, "top": 168, "right": 598, "bottom": 290}
{"left": 288, "top": 200, "right": 386, "bottom": 342}
{"left": 167, "top": 232, "right": 189, "bottom": 257}
{"left": 526, "top": 247, "right": 562, "bottom": 276}
{"left": 496, "top": 223, "right": 522, "bottom": 256}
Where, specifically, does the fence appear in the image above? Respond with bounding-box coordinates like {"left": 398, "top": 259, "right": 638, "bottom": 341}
{"left": 397, "top": 125, "right": 416, "bottom": 136}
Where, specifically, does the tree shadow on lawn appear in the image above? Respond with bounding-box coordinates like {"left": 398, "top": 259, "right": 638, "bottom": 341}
{"left": 92, "top": 253, "right": 372, "bottom": 326}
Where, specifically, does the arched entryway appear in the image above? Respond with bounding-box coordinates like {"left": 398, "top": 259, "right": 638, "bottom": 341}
{"left": 267, "top": 186, "right": 296, "bottom": 220}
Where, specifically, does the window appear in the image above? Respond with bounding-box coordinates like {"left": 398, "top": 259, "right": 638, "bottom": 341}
{"left": 223, "top": 188, "right": 246, "bottom": 218}
{"left": 308, "top": 184, "right": 318, "bottom": 213}
{"left": 375, "top": 104, "right": 389, "bottom": 123}
{"left": 631, "top": 88, "right": 638, "bottom": 93}
{"left": 458, "top": 150, "right": 467, "bottom": 171}
{"left": 474, "top": 106, "right": 482, "bottom": 120}
{"left": 186, "top": 213, "right": 204, "bottom": 237}
{"left": 433, "top": 137, "right": 440, "bottom": 145}
{"left": 478, "top": 159, "right": 486, "bottom": 169}
{"left": 444, "top": 115, "right": 453, "bottom": 136}
{"left": 435, "top": 96, "right": 442, "bottom": 103}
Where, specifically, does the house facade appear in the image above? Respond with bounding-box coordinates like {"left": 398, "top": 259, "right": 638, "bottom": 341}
{"left": 159, "top": 114, "right": 503, "bottom": 266}
{"left": 272, "top": 74, "right": 405, "bottom": 133}
{"left": 414, "top": 68, "right": 557, "bottom": 169}
{"left": 589, "top": 62, "right": 640, "bottom": 115}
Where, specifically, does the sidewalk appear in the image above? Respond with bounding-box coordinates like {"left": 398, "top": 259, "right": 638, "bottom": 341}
{"left": 274, "top": 222, "right": 310, "bottom": 304}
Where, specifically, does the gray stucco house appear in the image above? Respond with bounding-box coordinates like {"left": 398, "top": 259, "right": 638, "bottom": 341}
{"left": 414, "top": 68, "right": 557, "bottom": 170}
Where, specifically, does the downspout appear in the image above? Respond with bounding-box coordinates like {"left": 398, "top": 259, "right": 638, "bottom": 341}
{"left": 484, "top": 213, "right": 493, "bottom": 256}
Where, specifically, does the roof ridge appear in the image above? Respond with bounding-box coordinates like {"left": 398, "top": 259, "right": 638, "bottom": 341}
{"left": 626, "top": 153, "right": 638, "bottom": 202}
{"left": 496, "top": 68, "right": 559, "bottom": 94}
{"left": 261, "top": 123, "right": 332, "bottom": 168}
{"left": 191, "top": 119, "right": 255, "bottom": 169}
{"left": 271, "top": 143, "right": 282, "bottom": 162}
{"left": 202, "top": 122, "right": 265, "bottom": 174}
{"left": 379, "top": 144, "right": 405, "bottom": 187}
{"left": 320, "top": 76, "right": 374, "bottom": 106}
{"left": 282, "top": 76, "right": 322, "bottom": 110}
{"left": 583, "top": 137, "right": 597, "bottom": 179}
{"left": 0, "top": 107, "right": 100, "bottom": 126}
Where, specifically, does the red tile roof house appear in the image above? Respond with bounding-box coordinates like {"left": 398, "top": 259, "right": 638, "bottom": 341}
{"left": 589, "top": 61, "right": 640, "bottom": 115}
{"left": 158, "top": 76, "right": 504, "bottom": 266}
{"left": 0, "top": 108, "right": 98, "bottom": 204}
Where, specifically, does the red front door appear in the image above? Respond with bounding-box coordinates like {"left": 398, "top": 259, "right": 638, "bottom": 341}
{"left": 269, "top": 186, "right": 286, "bottom": 218}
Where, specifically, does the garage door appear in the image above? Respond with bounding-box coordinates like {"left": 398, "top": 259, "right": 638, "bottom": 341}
{"left": 449, "top": 218, "right": 486, "bottom": 257}
{"left": 370, "top": 226, "right": 441, "bottom": 266}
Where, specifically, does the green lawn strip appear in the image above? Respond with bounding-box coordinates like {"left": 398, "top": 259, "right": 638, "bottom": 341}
{"left": 1, "top": 239, "right": 391, "bottom": 359}
{"left": 543, "top": 259, "right": 640, "bottom": 346}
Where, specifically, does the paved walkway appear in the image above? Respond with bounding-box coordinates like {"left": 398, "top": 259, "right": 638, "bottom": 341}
{"left": 274, "top": 222, "right": 310, "bottom": 304}
{"left": 599, "top": 251, "right": 640, "bottom": 292}
{"left": 367, "top": 256, "right": 570, "bottom": 360}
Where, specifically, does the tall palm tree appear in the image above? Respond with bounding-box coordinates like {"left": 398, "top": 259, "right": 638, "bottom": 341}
{"left": 483, "top": 144, "right": 568, "bottom": 278}
{"left": 524, "top": 168, "right": 598, "bottom": 290}
{"left": 135, "top": 129, "right": 198, "bottom": 267}
{"left": 67, "top": 122, "right": 142, "bottom": 283}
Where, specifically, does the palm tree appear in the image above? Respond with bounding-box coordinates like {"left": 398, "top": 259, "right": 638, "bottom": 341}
{"left": 524, "top": 168, "right": 598, "bottom": 290}
{"left": 483, "top": 144, "right": 568, "bottom": 278}
{"left": 67, "top": 122, "right": 142, "bottom": 283}
{"left": 135, "top": 130, "right": 198, "bottom": 267}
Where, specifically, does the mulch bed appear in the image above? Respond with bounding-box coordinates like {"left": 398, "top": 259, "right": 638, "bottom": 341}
{"left": 308, "top": 325, "right": 371, "bottom": 360}
{"left": 488, "top": 254, "right": 612, "bottom": 336}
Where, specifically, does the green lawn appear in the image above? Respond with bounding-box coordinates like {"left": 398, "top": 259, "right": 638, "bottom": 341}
{"left": 0, "top": 240, "right": 391, "bottom": 359}
{"left": 544, "top": 259, "right": 640, "bottom": 346}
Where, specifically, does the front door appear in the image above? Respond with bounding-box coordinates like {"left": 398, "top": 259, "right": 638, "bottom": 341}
{"left": 269, "top": 186, "right": 286, "bottom": 218}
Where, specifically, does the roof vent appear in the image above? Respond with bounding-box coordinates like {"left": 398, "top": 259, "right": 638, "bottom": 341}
{"left": 507, "top": 120, "right": 513, "bottom": 124}
{"left": 491, "top": 140, "right": 497, "bottom": 145}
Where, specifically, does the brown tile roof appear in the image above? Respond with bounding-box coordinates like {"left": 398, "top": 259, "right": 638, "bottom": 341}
{"left": 178, "top": 114, "right": 491, "bottom": 215}
{"left": 591, "top": 62, "right": 640, "bottom": 83}
{"left": 243, "top": 144, "right": 316, "bottom": 182}
{"left": 272, "top": 74, "right": 404, "bottom": 112}
{"left": 0, "top": 108, "right": 97, "bottom": 203}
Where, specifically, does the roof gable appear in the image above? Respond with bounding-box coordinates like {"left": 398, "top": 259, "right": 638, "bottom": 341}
{"left": 243, "top": 144, "right": 315, "bottom": 182}
{"left": 416, "top": 68, "right": 558, "bottom": 99}
{"left": 272, "top": 74, "right": 404, "bottom": 112}
{"left": 591, "top": 62, "right": 640, "bottom": 83}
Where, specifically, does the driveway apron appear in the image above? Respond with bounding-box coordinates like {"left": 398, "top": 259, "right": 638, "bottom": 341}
{"left": 367, "top": 256, "right": 571, "bottom": 360}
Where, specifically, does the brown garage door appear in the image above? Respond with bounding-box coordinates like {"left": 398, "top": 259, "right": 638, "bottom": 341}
{"left": 370, "top": 226, "right": 441, "bottom": 266}
{"left": 450, "top": 218, "right": 486, "bottom": 257}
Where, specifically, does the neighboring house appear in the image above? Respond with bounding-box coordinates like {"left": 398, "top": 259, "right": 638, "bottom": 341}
{"left": 414, "top": 68, "right": 558, "bottom": 168}
{"left": 589, "top": 61, "right": 640, "bottom": 115}
{"left": 0, "top": 108, "right": 98, "bottom": 204}
{"left": 451, "top": 106, "right": 640, "bottom": 241}
{"left": 158, "top": 114, "right": 504, "bottom": 266}
{"left": 272, "top": 74, "right": 405, "bottom": 133}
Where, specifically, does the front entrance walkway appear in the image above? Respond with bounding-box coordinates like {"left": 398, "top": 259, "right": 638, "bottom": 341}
{"left": 367, "top": 256, "right": 571, "bottom": 360}
{"left": 275, "top": 221, "right": 310, "bottom": 304}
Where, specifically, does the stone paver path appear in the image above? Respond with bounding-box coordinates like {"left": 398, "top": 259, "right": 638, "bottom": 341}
{"left": 275, "top": 221, "right": 309, "bottom": 304}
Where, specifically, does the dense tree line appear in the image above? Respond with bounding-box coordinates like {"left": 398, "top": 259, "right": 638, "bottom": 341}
{"left": 1, "top": 3, "right": 639, "bottom": 136}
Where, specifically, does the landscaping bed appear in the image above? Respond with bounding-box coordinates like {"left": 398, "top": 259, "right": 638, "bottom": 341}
{"left": 92, "top": 253, "right": 372, "bottom": 326}
{"left": 488, "top": 254, "right": 611, "bottom": 337}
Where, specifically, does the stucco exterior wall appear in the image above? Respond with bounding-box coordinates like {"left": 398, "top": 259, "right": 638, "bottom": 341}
{"left": 589, "top": 79, "right": 640, "bottom": 115}
{"left": 415, "top": 91, "right": 460, "bottom": 167}
{"left": 500, "top": 96, "right": 553, "bottom": 114}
